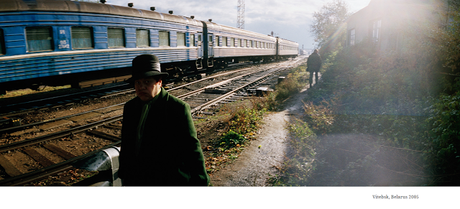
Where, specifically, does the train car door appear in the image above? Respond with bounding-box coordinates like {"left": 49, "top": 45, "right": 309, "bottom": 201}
{"left": 196, "top": 32, "right": 203, "bottom": 70}
{"left": 207, "top": 34, "right": 214, "bottom": 57}
{"left": 200, "top": 21, "right": 213, "bottom": 68}
{"left": 197, "top": 33, "right": 203, "bottom": 58}
{"left": 207, "top": 33, "right": 214, "bottom": 67}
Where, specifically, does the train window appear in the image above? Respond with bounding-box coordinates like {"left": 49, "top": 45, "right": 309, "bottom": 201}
{"left": 209, "top": 35, "right": 213, "bottom": 46}
{"left": 0, "top": 29, "right": 4, "bottom": 55}
{"left": 159, "top": 31, "right": 170, "bottom": 46}
{"left": 190, "top": 34, "right": 195, "bottom": 46}
{"left": 71, "top": 27, "right": 93, "bottom": 49}
{"left": 177, "top": 32, "right": 186, "bottom": 47}
{"left": 26, "top": 27, "right": 53, "bottom": 52}
{"left": 231, "top": 38, "right": 235, "bottom": 47}
{"left": 222, "top": 37, "right": 227, "bottom": 47}
{"left": 108, "top": 28, "right": 125, "bottom": 48}
{"left": 136, "top": 29, "right": 150, "bottom": 47}
{"left": 240, "top": 39, "right": 243, "bottom": 47}
{"left": 217, "top": 36, "right": 221, "bottom": 46}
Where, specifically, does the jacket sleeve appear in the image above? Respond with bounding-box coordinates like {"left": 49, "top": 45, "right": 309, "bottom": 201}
{"left": 176, "top": 102, "right": 210, "bottom": 186}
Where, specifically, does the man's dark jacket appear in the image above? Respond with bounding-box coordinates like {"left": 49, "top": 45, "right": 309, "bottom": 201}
{"left": 118, "top": 87, "right": 210, "bottom": 186}
{"left": 307, "top": 52, "right": 322, "bottom": 72}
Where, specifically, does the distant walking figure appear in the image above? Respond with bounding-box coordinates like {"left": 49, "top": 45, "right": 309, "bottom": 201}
{"left": 306, "top": 49, "right": 322, "bottom": 88}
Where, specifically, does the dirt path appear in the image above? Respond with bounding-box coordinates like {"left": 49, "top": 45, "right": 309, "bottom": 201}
{"left": 210, "top": 82, "right": 312, "bottom": 186}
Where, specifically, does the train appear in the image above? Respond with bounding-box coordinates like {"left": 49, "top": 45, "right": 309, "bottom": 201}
{"left": 0, "top": 0, "right": 299, "bottom": 94}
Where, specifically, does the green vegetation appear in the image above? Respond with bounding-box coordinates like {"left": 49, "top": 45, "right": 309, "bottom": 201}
{"left": 274, "top": 64, "right": 308, "bottom": 102}
{"left": 269, "top": 1, "right": 460, "bottom": 186}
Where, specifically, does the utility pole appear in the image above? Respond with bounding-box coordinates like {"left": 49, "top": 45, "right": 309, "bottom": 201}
{"left": 237, "top": 0, "right": 245, "bottom": 29}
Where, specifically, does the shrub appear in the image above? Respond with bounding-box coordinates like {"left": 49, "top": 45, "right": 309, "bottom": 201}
{"left": 426, "top": 92, "right": 460, "bottom": 185}
{"left": 275, "top": 66, "right": 307, "bottom": 101}
{"left": 302, "top": 100, "right": 335, "bottom": 135}
{"left": 218, "top": 130, "right": 247, "bottom": 149}
{"left": 228, "top": 107, "right": 265, "bottom": 136}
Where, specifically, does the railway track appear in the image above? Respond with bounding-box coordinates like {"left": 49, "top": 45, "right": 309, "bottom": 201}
{"left": 0, "top": 63, "right": 254, "bottom": 133}
{"left": 0, "top": 58, "right": 306, "bottom": 186}
{"left": 0, "top": 82, "right": 130, "bottom": 117}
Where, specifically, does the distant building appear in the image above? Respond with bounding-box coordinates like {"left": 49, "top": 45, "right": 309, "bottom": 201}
{"left": 346, "top": 0, "right": 449, "bottom": 52}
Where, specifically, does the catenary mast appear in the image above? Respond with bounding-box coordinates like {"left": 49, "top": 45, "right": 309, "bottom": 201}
{"left": 237, "top": 0, "right": 245, "bottom": 29}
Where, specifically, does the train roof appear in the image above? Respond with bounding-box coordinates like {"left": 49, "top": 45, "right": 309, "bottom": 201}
{"left": 0, "top": 0, "right": 202, "bottom": 27}
{"left": 205, "top": 21, "right": 278, "bottom": 41}
{"left": 204, "top": 21, "right": 298, "bottom": 45}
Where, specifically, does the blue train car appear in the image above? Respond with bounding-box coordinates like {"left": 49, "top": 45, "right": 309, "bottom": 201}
{"left": 0, "top": 0, "right": 204, "bottom": 93}
{"left": 0, "top": 0, "right": 298, "bottom": 94}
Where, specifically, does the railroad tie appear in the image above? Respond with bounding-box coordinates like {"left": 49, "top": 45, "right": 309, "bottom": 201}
{"left": 23, "top": 148, "right": 54, "bottom": 167}
{"left": 0, "top": 155, "right": 23, "bottom": 177}
{"left": 43, "top": 144, "right": 76, "bottom": 160}
{"left": 104, "top": 123, "right": 122, "bottom": 130}
{"left": 87, "top": 130, "right": 121, "bottom": 142}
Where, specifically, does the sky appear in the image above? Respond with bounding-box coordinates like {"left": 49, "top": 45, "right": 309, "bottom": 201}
{"left": 106, "top": 0, "right": 371, "bottom": 51}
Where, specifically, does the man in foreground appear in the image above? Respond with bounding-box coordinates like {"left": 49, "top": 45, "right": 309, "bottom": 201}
{"left": 118, "top": 54, "right": 210, "bottom": 186}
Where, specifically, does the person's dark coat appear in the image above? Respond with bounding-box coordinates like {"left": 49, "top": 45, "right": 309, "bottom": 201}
{"left": 118, "top": 87, "right": 210, "bottom": 186}
{"left": 307, "top": 51, "right": 322, "bottom": 72}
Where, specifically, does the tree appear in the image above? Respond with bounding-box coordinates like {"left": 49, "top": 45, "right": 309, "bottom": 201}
{"left": 310, "top": 0, "right": 350, "bottom": 53}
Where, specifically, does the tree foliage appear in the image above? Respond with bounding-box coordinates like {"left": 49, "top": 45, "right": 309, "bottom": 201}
{"left": 310, "top": 0, "right": 350, "bottom": 50}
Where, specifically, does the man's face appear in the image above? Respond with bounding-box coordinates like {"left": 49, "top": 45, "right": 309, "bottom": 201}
{"left": 134, "top": 77, "right": 162, "bottom": 101}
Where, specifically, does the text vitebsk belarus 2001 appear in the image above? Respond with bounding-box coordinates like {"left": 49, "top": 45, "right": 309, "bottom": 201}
{"left": 372, "top": 195, "right": 419, "bottom": 200}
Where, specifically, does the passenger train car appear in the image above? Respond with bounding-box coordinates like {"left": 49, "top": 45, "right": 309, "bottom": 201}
{"left": 0, "top": 0, "right": 298, "bottom": 94}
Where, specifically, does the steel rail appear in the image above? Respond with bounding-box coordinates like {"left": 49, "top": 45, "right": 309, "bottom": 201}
{"left": 0, "top": 82, "right": 130, "bottom": 117}
{"left": 101, "top": 67, "right": 254, "bottom": 98}
{"left": 0, "top": 115, "right": 122, "bottom": 153}
{"left": 190, "top": 67, "right": 285, "bottom": 113}
{"left": 0, "top": 103, "right": 125, "bottom": 134}
{"left": 175, "top": 69, "right": 268, "bottom": 100}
